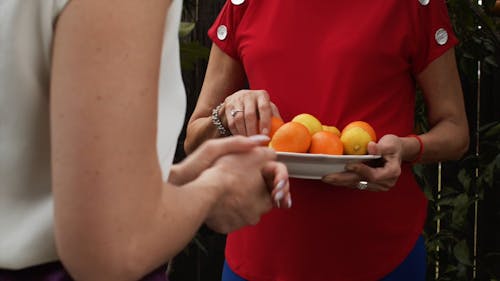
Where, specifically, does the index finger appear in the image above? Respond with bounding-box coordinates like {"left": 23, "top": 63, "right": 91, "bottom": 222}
{"left": 193, "top": 135, "right": 270, "bottom": 165}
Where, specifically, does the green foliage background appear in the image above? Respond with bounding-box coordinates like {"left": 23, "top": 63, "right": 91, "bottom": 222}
{"left": 415, "top": 1, "right": 500, "bottom": 280}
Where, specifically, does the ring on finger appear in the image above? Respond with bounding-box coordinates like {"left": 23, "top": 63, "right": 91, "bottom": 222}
{"left": 230, "top": 109, "right": 244, "bottom": 117}
{"left": 356, "top": 181, "right": 368, "bottom": 190}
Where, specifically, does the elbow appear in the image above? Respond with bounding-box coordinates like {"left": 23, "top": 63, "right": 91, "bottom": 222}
{"left": 450, "top": 130, "right": 470, "bottom": 161}
{"left": 457, "top": 134, "right": 470, "bottom": 160}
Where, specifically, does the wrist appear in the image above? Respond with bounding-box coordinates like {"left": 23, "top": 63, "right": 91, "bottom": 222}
{"left": 211, "top": 102, "right": 231, "bottom": 137}
{"left": 199, "top": 166, "right": 226, "bottom": 198}
{"left": 168, "top": 163, "right": 189, "bottom": 185}
{"left": 404, "top": 134, "right": 424, "bottom": 163}
{"left": 177, "top": 167, "right": 224, "bottom": 218}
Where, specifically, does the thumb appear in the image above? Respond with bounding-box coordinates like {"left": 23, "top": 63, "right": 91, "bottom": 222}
{"left": 367, "top": 141, "right": 379, "bottom": 155}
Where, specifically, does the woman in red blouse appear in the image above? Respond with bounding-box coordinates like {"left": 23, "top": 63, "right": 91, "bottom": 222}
{"left": 185, "top": 0, "right": 469, "bottom": 280}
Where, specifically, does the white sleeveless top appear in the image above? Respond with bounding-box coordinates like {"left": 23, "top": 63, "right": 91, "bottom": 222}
{"left": 0, "top": 0, "right": 186, "bottom": 269}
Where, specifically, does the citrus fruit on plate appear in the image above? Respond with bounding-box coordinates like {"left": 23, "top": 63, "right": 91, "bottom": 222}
{"left": 262, "top": 116, "right": 284, "bottom": 146}
{"left": 322, "top": 125, "right": 341, "bottom": 136}
{"left": 269, "top": 122, "right": 311, "bottom": 153}
{"left": 309, "top": 131, "right": 343, "bottom": 155}
{"left": 276, "top": 152, "right": 381, "bottom": 180}
{"left": 268, "top": 116, "right": 284, "bottom": 138}
{"left": 341, "top": 121, "right": 377, "bottom": 155}
{"left": 291, "top": 113, "right": 323, "bottom": 135}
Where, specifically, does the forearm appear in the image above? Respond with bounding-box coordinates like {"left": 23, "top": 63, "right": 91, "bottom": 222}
{"left": 185, "top": 45, "right": 247, "bottom": 154}
{"left": 399, "top": 121, "right": 468, "bottom": 165}
{"left": 54, "top": 168, "right": 220, "bottom": 281}
{"left": 418, "top": 119, "right": 469, "bottom": 163}
{"left": 185, "top": 115, "right": 224, "bottom": 154}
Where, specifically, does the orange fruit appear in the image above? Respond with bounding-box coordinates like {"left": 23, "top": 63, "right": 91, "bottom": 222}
{"left": 269, "top": 116, "right": 285, "bottom": 138}
{"left": 269, "top": 122, "right": 311, "bottom": 153}
{"left": 309, "top": 131, "right": 343, "bottom": 155}
{"left": 291, "top": 113, "right": 323, "bottom": 135}
{"left": 262, "top": 116, "right": 285, "bottom": 146}
{"left": 340, "top": 121, "right": 377, "bottom": 155}
{"left": 322, "top": 125, "right": 341, "bottom": 137}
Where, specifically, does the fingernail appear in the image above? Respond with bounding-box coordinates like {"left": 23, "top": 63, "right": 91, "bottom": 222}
{"left": 248, "top": 134, "right": 270, "bottom": 143}
{"left": 275, "top": 199, "right": 281, "bottom": 208}
{"left": 274, "top": 190, "right": 284, "bottom": 202}
{"left": 287, "top": 196, "right": 292, "bottom": 208}
{"left": 261, "top": 128, "right": 269, "bottom": 136}
{"left": 275, "top": 179, "right": 285, "bottom": 190}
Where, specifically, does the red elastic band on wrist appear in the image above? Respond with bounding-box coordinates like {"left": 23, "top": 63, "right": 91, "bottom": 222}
{"left": 407, "top": 134, "right": 424, "bottom": 164}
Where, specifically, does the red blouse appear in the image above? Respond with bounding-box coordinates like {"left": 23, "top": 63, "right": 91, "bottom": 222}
{"left": 208, "top": 1, "right": 457, "bottom": 280}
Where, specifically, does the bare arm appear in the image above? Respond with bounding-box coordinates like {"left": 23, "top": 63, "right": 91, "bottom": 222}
{"left": 50, "top": 1, "right": 286, "bottom": 280}
{"left": 51, "top": 1, "right": 215, "bottom": 279}
{"left": 323, "top": 48, "right": 469, "bottom": 191}
{"left": 414, "top": 48, "right": 469, "bottom": 162}
{"left": 185, "top": 45, "right": 248, "bottom": 153}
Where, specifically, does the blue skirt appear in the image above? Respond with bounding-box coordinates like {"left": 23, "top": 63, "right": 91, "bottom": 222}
{"left": 222, "top": 236, "right": 426, "bottom": 281}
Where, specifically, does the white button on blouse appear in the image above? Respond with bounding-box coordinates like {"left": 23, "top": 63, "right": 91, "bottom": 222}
{"left": 217, "top": 25, "right": 228, "bottom": 40}
{"left": 435, "top": 28, "right": 449, "bottom": 45}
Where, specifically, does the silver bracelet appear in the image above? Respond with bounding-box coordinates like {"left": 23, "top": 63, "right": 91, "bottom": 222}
{"left": 211, "top": 102, "right": 231, "bottom": 137}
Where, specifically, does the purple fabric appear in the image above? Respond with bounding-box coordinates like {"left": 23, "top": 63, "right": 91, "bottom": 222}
{"left": 0, "top": 261, "right": 168, "bottom": 281}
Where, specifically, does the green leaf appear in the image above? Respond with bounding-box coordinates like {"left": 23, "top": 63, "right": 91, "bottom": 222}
{"left": 179, "top": 21, "right": 196, "bottom": 37}
{"left": 480, "top": 160, "right": 496, "bottom": 187}
{"left": 180, "top": 41, "right": 210, "bottom": 71}
{"left": 483, "top": 122, "right": 500, "bottom": 139}
{"left": 451, "top": 193, "right": 470, "bottom": 227}
{"left": 439, "top": 196, "right": 458, "bottom": 206}
{"left": 485, "top": 56, "right": 499, "bottom": 68}
{"left": 423, "top": 187, "right": 434, "bottom": 201}
{"left": 453, "top": 240, "right": 472, "bottom": 266}
{"left": 457, "top": 169, "right": 471, "bottom": 193}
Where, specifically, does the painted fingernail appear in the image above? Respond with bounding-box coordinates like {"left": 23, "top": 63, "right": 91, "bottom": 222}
{"left": 275, "top": 179, "right": 285, "bottom": 190}
{"left": 274, "top": 190, "right": 284, "bottom": 202}
{"left": 287, "top": 196, "right": 292, "bottom": 208}
{"left": 261, "top": 128, "right": 269, "bottom": 136}
{"left": 275, "top": 199, "right": 281, "bottom": 208}
{"left": 248, "top": 134, "right": 270, "bottom": 142}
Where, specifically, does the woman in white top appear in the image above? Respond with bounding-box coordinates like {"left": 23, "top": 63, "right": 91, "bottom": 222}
{"left": 0, "top": 0, "right": 291, "bottom": 280}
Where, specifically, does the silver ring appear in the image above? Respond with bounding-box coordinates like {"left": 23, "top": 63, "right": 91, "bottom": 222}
{"left": 357, "top": 181, "right": 368, "bottom": 190}
{"left": 230, "top": 109, "right": 244, "bottom": 117}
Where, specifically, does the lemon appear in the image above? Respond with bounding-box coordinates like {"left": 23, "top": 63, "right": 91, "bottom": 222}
{"left": 340, "top": 127, "right": 372, "bottom": 155}
{"left": 291, "top": 113, "right": 322, "bottom": 135}
{"left": 322, "top": 125, "right": 341, "bottom": 137}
